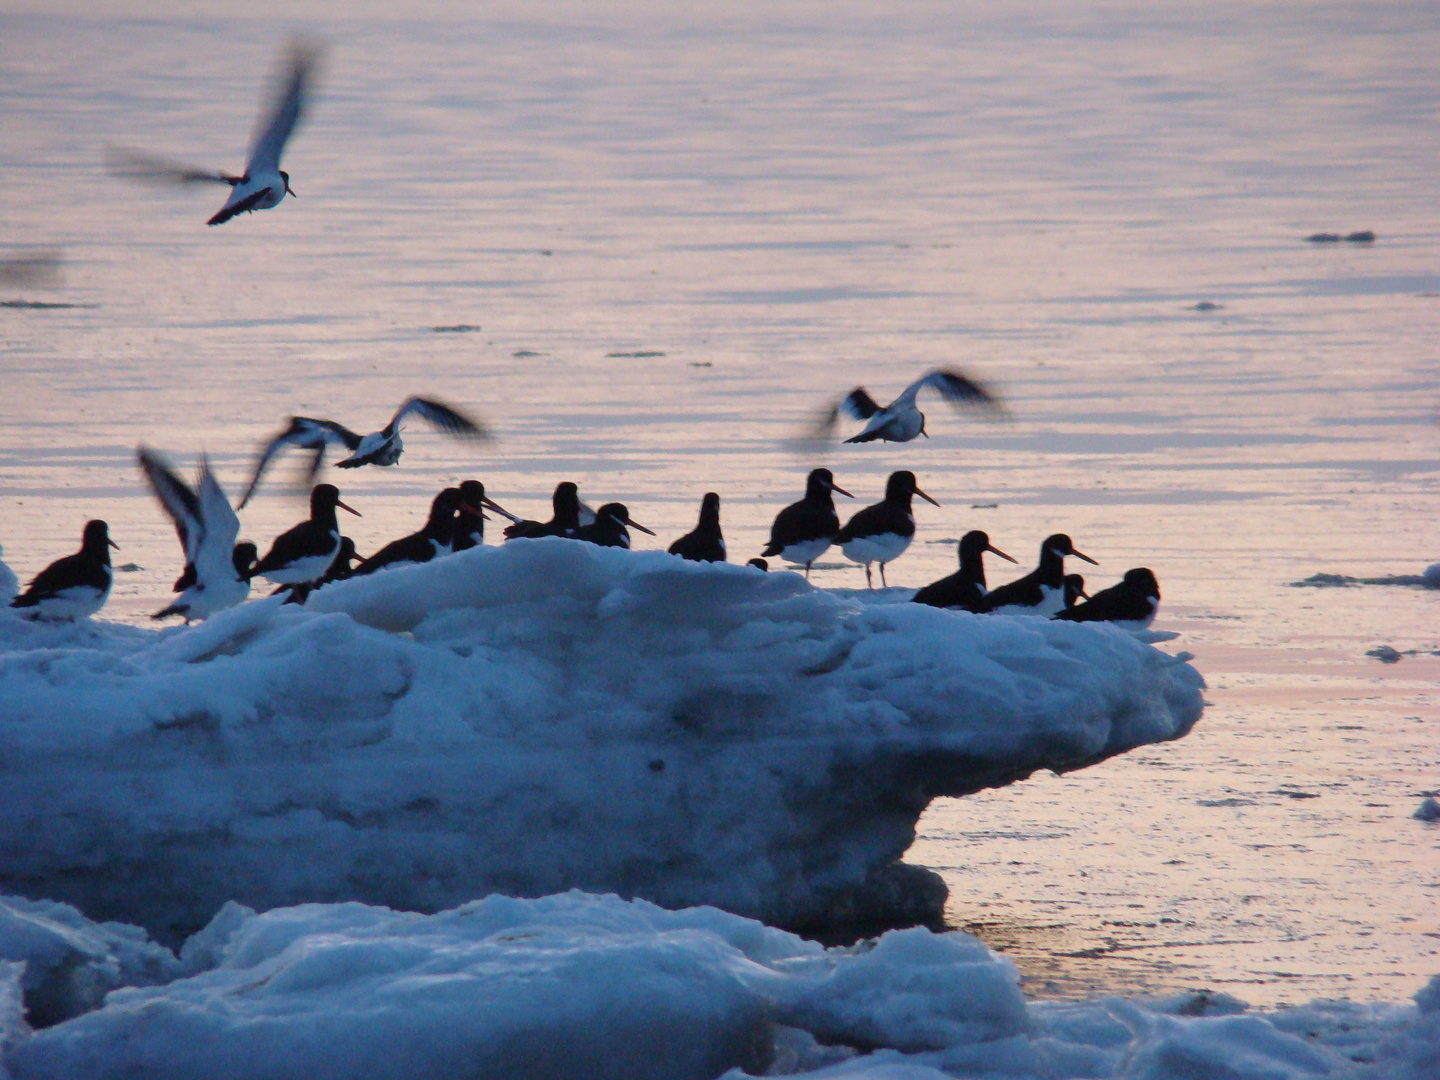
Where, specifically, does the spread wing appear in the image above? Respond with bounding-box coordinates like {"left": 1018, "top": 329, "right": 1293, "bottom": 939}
{"left": 238, "top": 417, "right": 360, "bottom": 508}
{"left": 246, "top": 41, "right": 321, "bottom": 176}
{"left": 105, "top": 145, "right": 239, "bottom": 186}
{"left": 786, "top": 387, "right": 880, "bottom": 451}
{"left": 386, "top": 397, "right": 489, "bottom": 440}
{"left": 838, "top": 388, "right": 883, "bottom": 420}
{"left": 894, "top": 368, "right": 1005, "bottom": 414}
{"left": 137, "top": 447, "right": 202, "bottom": 565}
{"left": 194, "top": 457, "right": 241, "bottom": 584}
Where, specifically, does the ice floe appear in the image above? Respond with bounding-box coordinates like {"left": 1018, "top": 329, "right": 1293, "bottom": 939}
{"left": 1, "top": 890, "right": 1436, "bottom": 1080}
{"left": 0, "top": 541, "right": 1203, "bottom": 942}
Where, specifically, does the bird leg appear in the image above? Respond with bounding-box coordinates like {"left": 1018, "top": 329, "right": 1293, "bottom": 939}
{"left": 880, "top": 563, "right": 888, "bottom": 588}
{"left": 865, "top": 564, "right": 873, "bottom": 589}
{"left": 805, "top": 561, "right": 812, "bottom": 580}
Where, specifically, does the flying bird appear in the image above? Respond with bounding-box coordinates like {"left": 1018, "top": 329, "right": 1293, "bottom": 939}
{"left": 807, "top": 368, "right": 1005, "bottom": 445}
{"left": 138, "top": 447, "right": 256, "bottom": 622}
{"left": 106, "top": 41, "right": 320, "bottom": 227}
{"left": 9, "top": 520, "right": 116, "bottom": 621}
{"left": 238, "top": 397, "right": 487, "bottom": 507}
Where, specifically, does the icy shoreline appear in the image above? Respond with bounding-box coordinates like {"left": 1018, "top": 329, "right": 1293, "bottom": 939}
{"left": 2, "top": 890, "right": 1435, "bottom": 1080}
{"left": 0, "top": 541, "right": 1201, "bottom": 943}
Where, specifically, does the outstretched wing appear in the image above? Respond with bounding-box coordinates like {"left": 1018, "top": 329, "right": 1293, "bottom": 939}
{"left": 194, "top": 456, "right": 241, "bottom": 584}
{"left": 838, "top": 388, "right": 883, "bottom": 421}
{"left": 105, "top": 145, "right": 239, "bottom": 186}
{"left": 238, "top": 417, "right": 360, "bottom": 508}
{"left": 895, "top": 368, "right": 1005, "bottom": 414}
{"left": 137, "top": 447, "right": 202, "bottom": 564}
{"left": 386, "top": 397, "right": 489, "bottom": 440}
{"left": 246, "top": 41, "right": 321, "bottom": 176}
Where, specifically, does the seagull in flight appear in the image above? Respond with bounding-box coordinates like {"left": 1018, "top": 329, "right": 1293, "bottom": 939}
{"left": 106, "top": 41, "right": 320, "bottom": 227}
{"left": 238, "top": 396, "right": 489, "bottom": 508}
{"left": 137, "top": 447, "right": 256, "bottom": 622}
{"left": 808, "top": 368, "right": 1006, "bottom": 445}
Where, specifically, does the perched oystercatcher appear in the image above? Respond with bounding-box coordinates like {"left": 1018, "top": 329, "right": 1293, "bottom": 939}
{"left": 1061, "top": 573, "right": 1089, "bottom": 611}
{"left": 282, "top": 537, "right": 363, "bottom": 605}
{"left": 805, "top": 368, "right": 1004, "bottom": 444}
{"left": 576, "top": 503, "right": 655, "bottom": 549}
{"left": 139, "top": 448, "right": 256, "bottom": 622}
{"left": 1054, "top": 568, "right": 1160, "bottom": 628}
{"left": 9, "top": 520, "right": 116, "bottom": 621}
{"left": 504, "top": 482, "right": 584, "bottom": 540}
{"left": 761, "top": 468, "right": 853, "bottom": 578}
{"left": 911, "top": 530, "right": 1017, "bottom": 611}
{"left": 451, "top": 480, "right": 520, "bottom": 552}
{"left": 238, "top": 397, "right": 486, "bottom": 507}
{"left": 354, "top": 487, "right": 472, "bottom": 575}
{"left": 979, "top": 533, "right": 1097, "bottom": 616}
{"left": 251, "top": 484, "right": 359, "bottom": 586}
{"left": 106, "top": 41, "right": 320, "bottom": 227}
{"left": 668, "top": 492, "right": 726, "bottom": 563}
{"left": 833, "top": 470, "right": 938, "bottom": 588}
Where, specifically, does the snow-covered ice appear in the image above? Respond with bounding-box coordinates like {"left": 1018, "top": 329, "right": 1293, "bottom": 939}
{"left": 1, "top": 890, "right": 1436, "bottom": 1080}
{"left": 0, "top": 541, "right": 1201, "bottom": 941}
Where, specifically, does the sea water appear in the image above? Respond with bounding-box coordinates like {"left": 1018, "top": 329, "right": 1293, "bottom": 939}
{"left": 0, "top": 0, "right": 1435, "bottom": 1006}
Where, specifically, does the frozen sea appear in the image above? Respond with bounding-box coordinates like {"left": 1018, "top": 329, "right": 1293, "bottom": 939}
{"left": 1, "top": 0, "right": 1437, "bottom": 1016}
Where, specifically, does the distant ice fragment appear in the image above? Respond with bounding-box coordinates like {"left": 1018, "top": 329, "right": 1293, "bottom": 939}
{"left": 1414, "top": 798, "right": 1440, "bottom": 822}
{"left": 1367, "top": 644, "right": 1402, "bottom": 663}
{"left": 1192, "top": 300, "right": 1222, "bottom": 311}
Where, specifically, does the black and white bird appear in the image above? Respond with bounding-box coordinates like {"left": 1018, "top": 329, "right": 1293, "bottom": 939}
{"left": 354, "top": 487, "right": 474, "bottom": 575}
{"left": 251, "top": 484, "right": 360, "bottom": 586}
{"left": 575, "top": 503, "right": 655, "bottom": 549}
{"left": 761, "top": 469, "right": 853, "bottom": 579}
{"left": 833, "top": 470, "right": 939, "bottom": 588}
{"left": 1054, "top": 568, "right": 1160, "bottom": 628}
{"left": 281, "top": 536, "right": 363, "bottom": 606}
{"left": 1061, "top": 574, "right": 1089, "bottom": 611}
{"left": 451, "top": 480, "right": 521, "bottom": 552}
{"left": 811, "top": 368, "right": 1004, "bottom": 444}
{"left": 138, "top": 448, "right": 257, "bottom": 623}
{"left": 504, "top": 482, "right": 584, "bottom": 540}
{"left": 746, "top": 558, "right": 769, "bottom": 572}
{"left": 978, "top": 533, "right": 1097, "bottom": 617}
{"left": 668, "top": 493, "right": 726, "bottom": 563}
{"left": 9, "top": 520, "right": 117, "bottom": 621}
{"left": 238, "top": 397, "right": 487, "bottom": 507}
{"left": 911, "top": 530, "right": 1017, "bottom": 611}
{"left": 106, "top": 41, "right": 319, "bottom": 227}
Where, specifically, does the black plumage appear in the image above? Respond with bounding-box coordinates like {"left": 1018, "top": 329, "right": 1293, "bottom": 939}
{"left": 833, "top": 470, "right": 939, "bottom": 588}
{"left": 504, "top": 482, "right": 583, "bottom": 540}
{"left": 353, "top": 488, "right": 465, "bottom": 576}
{"left": 760, "top": 468, "right": 853, "bottom": 578}
{"left": 668, "top": 492, "right": 726, "bottom": 563}
{"left": 977, "top": 533, "right": 1097, "bottom": 615}
{"left": 1053, "top": 568, "right": 1161, "bottom": 626}
{"left": 252, "top": 484, "right": 360, "bottom": 586}
{"left": 911, "top": 530, "right": 1017, "bottom": 611}
{"left": 576, "top": 503, "right": 655, "bottom": 549}
{"left": 10, "top": 520, "right": 117, "bottom": 620}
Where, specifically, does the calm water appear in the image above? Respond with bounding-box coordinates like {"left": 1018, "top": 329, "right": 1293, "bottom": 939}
{"left": 1, "top": 1, "right": 1436, "bottom": 1006}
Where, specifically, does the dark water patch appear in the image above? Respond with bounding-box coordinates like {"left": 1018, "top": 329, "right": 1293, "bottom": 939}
{"left": 1305, "top": 231, "right": 1375, "bottom": 243}
{"left": 431, "top": 324, "right": 480, "bottom": 333}
{"left": 606, "top": 350, "right": 666, "bottom": 358}
{"left": 2, "top": 299, "right": 95, "bottom": 310}
{"left": 1291, "top": 571, "right": 1439, "bottom": 589}
{"left": 512, "top": 349, "right": 543, "bottom": 358}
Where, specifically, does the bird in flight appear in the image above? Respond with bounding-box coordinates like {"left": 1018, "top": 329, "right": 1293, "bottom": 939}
{"left": 802, "top": 367, "right": 1006, "bottom": 446}
{"left": 106, "top": 40, "right": 320, "bottom": 226}
{"left": 238, "top": 397, "right": 488, "bottom": 508}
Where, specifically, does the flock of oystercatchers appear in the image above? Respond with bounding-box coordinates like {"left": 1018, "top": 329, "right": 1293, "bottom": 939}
{"left": 5, "top": 41, "right": 1161, "bottom": 633}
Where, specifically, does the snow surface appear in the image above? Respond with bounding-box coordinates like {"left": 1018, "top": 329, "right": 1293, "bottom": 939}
{"left": 1, "top": 890, "right": 1436, "bottom": 1080}
{"left": 0, "top": 541, "right": 1203, "bottom": 942}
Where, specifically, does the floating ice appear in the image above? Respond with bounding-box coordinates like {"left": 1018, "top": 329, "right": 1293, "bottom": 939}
{"left": 0, "top": 541, "right": 1202, "bottom": 942}
{"left": 1414, "top": 798, "right": 1440, "bottom": 822}
{"left": 2, "top": 891, "right": 1436, "bottom": 1080}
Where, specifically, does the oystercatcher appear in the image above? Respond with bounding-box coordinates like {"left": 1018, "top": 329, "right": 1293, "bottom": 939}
{"left": 979, "top": 533, "right": 1097, "bottom": 616}
{"left": 761, "top": 469, "right": 853, "bottom": 578}
{"left": 833, "top": 470, "right": 938, "bottom": 588}
{"left": 1054, "top": 568, "right": 1160, "bottom": 628}
{"left": 9, "top": 520, "right": 116, "bottom": 621}
{"left": 911, "top": 530, "right": 1017, "bottom": 610}
{"left": 576, "top": 503, "right": 655, "bottom": 549}
{"left": 251, "top": 484, "right": 359, "bottom": 586}
{"left": 504, "top": 482, "right": 584, "bottom": 540}
{"left": 354, "top": 487, "right": 472, "bottom": 575}
{"left": 806, "top": 368, "right": 1004, "bottom": 444}
{"left": 668, "top": 492, "right": 726, "bottom": 563}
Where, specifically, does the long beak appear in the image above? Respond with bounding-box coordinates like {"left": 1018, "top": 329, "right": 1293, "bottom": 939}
{"left": 914, "top": 485, "right": 940, "bottom": 507}
{"left": 482, "top": 496, "right": 524, "bottom": 524}
{"left": 1073, "top": 549, "right": 1098, "bottom": 565}
{"left": 625, "top": 516, "right": 656, "bottom": 536}
{"left": 109, "top": 538, "right": 120, "bottom": 550}
{"left": 828, "top": 482, "right": 854, "bottom": 498}
{"left": 460, "top": 502, "right": 484, "bottom": 518}
{"left": 285, "top": 181, "right": 297, "bottom": 197}
{"left": 337, "top": 500, "right": 361, "bottom": 517}
{"left": 987, "top": 544, "right": 1018, "bottom": 564}
{"left": 1078, "top": 586, "right": 1091, "bottom": 600}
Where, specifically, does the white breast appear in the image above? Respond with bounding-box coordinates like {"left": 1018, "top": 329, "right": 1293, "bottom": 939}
{"left": 840, "top": 533, "right": 912, "bottom": 566}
